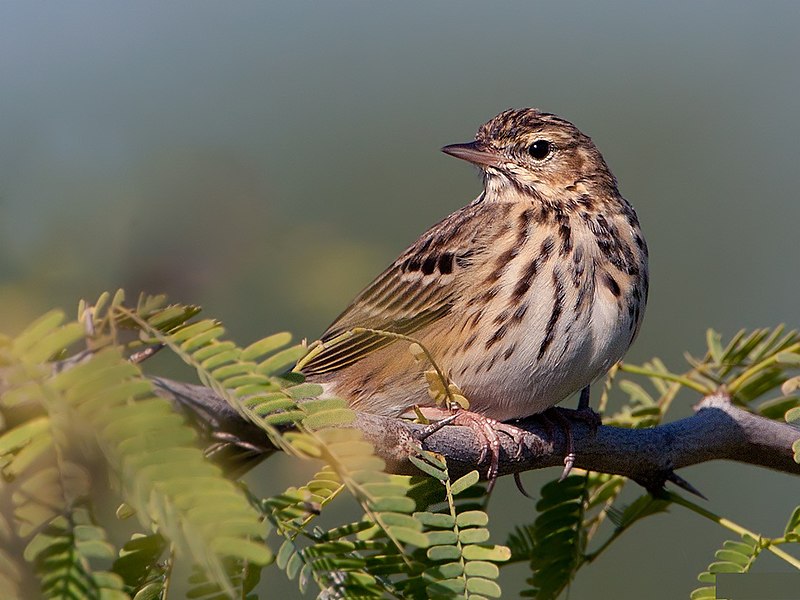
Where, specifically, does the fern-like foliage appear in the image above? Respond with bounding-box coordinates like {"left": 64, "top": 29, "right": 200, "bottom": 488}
{"left": 263, "top": 449, "right": 509, "bottom": 599}
{"left": 690, "top": 504, "right": 800, "bottom": 599}
{"left": 266, "top": 465, "right": 384, "bottom": 597}
{"left": 409, "top": 453, "right": 508, "bottom": 599}
{"left": 2, "top": 292, "right": 798, "bottom": 599}
{"left": 0, "top": 507, "right": 23, "bottom": 600}
{"left": 184, "top": 560, "right": 262, "bottom": 600}
{"left": 0, "top": 293, "right": 271, "bottom": 597}
{"left": 112, "top": 532, "right": 168, "bottom": 598}
{"left": 24, "top": 506, "right": 127, "bottom": 599}
{"left": 701, "top": 326, "right": 800, "bottom": 400}
{"left": 126, "top": 306, "right": 441, "bottom": 597}
{"left": 513, "top": 475, "right": 587, "bottom": 599}
{"left": 690, "top": 535, "right": 761, "bottom": 599}
{"left": 506, "top": 326, "right": 800, "bottom": 599}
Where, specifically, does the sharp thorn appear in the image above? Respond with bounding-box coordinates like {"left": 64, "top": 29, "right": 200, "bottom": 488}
{"left": 514, "top": 472, "right": 535, "bottom": 500}
{"left": 667, "top": 471, "right": 707, "bottom": 500}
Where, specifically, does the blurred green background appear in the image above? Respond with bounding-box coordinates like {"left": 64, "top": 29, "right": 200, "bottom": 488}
{"left": 1, "top": 2, "right": 798, "bottom": 598}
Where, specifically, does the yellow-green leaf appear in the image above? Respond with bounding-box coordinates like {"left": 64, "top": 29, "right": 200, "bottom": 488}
{"left": 461, "top": 545, "right": 511, "bottom": 562}
{"left": 456, "top": 511, "right": 489, "bottom": 528}
{"left": 241, "top": 332, "right": 293, "bottom": 361}
{"left": 450, "top": 470, "right": 480, "bottom": 495}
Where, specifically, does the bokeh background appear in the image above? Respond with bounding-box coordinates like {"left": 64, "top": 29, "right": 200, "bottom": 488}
{"left": 2, "top": 2, "right": 799, "bottom": 598}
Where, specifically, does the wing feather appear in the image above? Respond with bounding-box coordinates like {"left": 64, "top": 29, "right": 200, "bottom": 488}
{"left": 300, "top": 201, "right": 499, "bottom": 376}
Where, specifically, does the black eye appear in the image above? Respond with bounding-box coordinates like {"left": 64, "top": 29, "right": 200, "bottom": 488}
{"left": 527, "top": 140, "right": 551, "bottom": 160}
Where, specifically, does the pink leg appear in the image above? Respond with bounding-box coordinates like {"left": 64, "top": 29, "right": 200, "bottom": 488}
{"left": 415, "top": 407, "right": 528, "bottom": 490}
{"left": 541, "top": 386, "right": 601, "bottom": 480}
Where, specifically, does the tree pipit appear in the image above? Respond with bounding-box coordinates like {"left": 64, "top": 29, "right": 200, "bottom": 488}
{"left": 299, "top": 108, "right": 649, "bottom": 484}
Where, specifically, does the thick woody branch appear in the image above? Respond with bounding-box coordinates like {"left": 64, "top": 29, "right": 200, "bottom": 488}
{"left": 152, "top": 378, "right": 800, "bottom": 490}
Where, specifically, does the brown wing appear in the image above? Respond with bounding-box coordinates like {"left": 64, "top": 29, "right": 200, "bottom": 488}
{"left": 299, "top": 201, "right": 494, "bottom": 376}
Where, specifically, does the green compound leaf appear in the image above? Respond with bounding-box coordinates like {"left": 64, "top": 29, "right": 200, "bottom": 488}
{"left": 450, "top": 470, "right": 480, "bottom": 496}
{"left": 521, "top": 475, "right": 588, "bottom": 600}
{"left": 785, "top": 506, "right": 800, "bottom": 539}
{"left": 240, "top": 332, "right": 293, "bottom": 361}
{"left": 25, "top": 509, "right": 127, "bottom": 600}
{"left": 457, "top": 511, "right": 489, "bottom": 528}
{"left": 692, "top": 535, "right": 761, "bottom": 599}
{"left": 409, "top": 452, "right": 448, "bottom": 481}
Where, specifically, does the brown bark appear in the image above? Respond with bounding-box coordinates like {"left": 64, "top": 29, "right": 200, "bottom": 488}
{"left": 153, "top": 378, "right": 800, "bottom": 491}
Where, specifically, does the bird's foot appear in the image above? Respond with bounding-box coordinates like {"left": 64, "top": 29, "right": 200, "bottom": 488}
{"left": 575, "top": 385, "right": 602, "bottom": 431}
{"left": 540, "top": 405, "right": 601, "bottom": 481}
{"left": 556, "top": 405, "right": 602, "bottom": 432}
{"left": 414, "top": 406, "right": 527, "bottom": 491}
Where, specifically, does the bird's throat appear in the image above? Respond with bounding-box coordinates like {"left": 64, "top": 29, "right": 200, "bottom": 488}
{"left": 481, "top": 172, "right": 542, "bottom": 204}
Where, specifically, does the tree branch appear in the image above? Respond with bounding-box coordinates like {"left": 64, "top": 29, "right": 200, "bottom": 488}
{"left": 152, "top": 378, "right": 800, "bottom": 490}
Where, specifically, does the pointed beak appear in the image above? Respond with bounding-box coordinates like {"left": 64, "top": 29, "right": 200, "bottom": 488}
{"left": 441, "top": 141, "right": 504, "bottom": 168}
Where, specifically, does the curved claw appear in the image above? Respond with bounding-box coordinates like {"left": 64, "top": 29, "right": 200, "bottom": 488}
{"left": 560, "top": 452, "right": 576, "bottom": 481}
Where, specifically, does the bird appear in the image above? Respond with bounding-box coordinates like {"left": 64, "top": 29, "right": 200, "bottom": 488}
{"left": 297, "top": 108, "right": 649, "bottom": 481}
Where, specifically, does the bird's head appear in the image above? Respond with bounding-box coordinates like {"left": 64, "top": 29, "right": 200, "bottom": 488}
{"left": 442, "top": 108, "right": 618, "bottom": 204}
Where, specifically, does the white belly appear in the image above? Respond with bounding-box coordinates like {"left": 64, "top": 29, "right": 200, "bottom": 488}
{"left": 455, "top": 275, "right": 633, "bottom": 421}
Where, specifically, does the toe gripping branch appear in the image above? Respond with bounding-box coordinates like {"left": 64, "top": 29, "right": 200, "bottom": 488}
{"left": 413, "top": 404, "right": 707, "bottom": 501}
{"left": 413, "top": 407, "right": 528, "bottom": 493}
